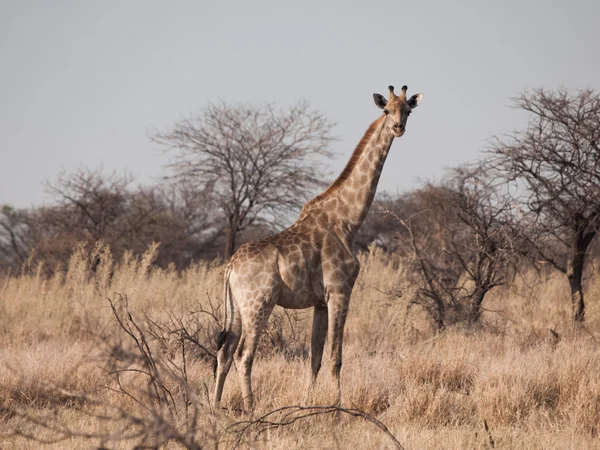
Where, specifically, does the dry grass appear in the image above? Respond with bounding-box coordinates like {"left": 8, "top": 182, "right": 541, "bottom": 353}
{"left": 1, "top": 244, "right": 600, "bottom": 449}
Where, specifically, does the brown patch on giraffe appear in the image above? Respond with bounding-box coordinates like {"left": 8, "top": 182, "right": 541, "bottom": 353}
{"left": 316, "top": 212, "right": 329, "bottom": 228}
{"left": 359, "top": 159, "right": 371, "bottom": 173}
{"left": 341, "top": 189, "right": 356, "bottom": 204}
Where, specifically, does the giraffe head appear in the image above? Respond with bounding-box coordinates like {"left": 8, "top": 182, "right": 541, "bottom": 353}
{"left": 373, "top": 85, "right": 423, "bottom": 137}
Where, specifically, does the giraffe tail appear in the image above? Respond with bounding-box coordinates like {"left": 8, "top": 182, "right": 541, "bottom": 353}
{"left": 214, "top": 266, "right": 233, "bottom": 379}
{"left": 216, "top": 330, "right": 227, "bottom": 352}
{"left": 216, "top": 265, "right": 233, "bottom": 352}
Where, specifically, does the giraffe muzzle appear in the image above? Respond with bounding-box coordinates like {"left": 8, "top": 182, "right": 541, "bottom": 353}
{"left": 393, "top": 123, "right": 405, "bottom": 136}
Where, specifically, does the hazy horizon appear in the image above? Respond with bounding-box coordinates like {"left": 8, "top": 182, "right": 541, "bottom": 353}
{"left": 2, "top": 0, "right": 599, "bottom": 208}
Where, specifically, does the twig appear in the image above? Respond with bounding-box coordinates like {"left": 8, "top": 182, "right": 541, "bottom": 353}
{"left": 483, "top": 418, "right": 495, "bottom": 448}
{"left": 228, "top": 405, "right": 405, "bottom": 449}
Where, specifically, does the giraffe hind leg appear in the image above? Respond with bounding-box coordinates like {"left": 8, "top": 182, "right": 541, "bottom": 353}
{"left": 235, "top": 292, "right": 279, "bottom": 412}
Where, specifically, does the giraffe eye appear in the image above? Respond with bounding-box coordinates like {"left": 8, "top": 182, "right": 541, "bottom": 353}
{"left": 383, "top": 109, "right": 389, "bottom": 115}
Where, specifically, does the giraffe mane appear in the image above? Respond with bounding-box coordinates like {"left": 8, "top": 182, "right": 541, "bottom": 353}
{"left": 302, "top": 115, "right": 385, "bottom": 211}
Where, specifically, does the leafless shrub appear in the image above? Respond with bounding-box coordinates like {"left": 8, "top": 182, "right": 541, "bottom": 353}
{"left": 384, "top": 166, "right": 517, "bottom": 329}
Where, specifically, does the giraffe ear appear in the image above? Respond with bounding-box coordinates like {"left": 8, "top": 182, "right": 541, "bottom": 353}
{"left": 407, "top": 93, "right": 423, "bottom": 108}
{"left": 373, "top": 93, "right": 387, "bottom": 109}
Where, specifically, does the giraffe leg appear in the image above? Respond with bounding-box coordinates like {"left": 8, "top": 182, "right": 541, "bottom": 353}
{"left": 235, "top": 330, "right": 259, "bottom": 412}
{"left": 213, "top": 310, "right": 242, "bottom": 409}
{"left": 326, "top": 295, "right": 350, "bottom": 406}
{"left": 235, "top": 300, "right": 277, "bottom": 412}
{"left": 306, "top": 303, "right": 328, "bottom": 403}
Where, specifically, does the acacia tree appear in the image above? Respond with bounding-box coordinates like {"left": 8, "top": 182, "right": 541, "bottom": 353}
{"left": 488, "top": 88, "right": 600, "bottom": 323}
{"left": 152, "top": 100, "right": 336, "bottom": 257}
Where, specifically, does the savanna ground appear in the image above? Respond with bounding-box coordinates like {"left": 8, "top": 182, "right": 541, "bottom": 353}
{"left": 1, "top": 244, "right": 600, "bottom": 449}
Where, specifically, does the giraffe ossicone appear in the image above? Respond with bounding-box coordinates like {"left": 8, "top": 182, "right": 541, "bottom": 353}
{"left": 213, "top": 85, "right": 423, "bottom": 412}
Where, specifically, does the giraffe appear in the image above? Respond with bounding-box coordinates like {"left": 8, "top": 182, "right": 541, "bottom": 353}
{"left": 213, "top": 85, "right": 423, "bottom": 411}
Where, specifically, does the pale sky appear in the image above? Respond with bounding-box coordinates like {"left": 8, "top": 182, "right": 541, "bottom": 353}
{"left": 1, "top": 0, "right": 599, "bottom": 208}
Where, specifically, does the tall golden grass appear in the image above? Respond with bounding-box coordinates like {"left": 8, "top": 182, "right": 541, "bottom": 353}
{"left": 1, "top": 243, "right": 599, "bottom": 449}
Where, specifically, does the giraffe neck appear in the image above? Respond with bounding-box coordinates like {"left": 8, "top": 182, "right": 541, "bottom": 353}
{"left": 301, "top": 116, "right": 395, "bottom": 239}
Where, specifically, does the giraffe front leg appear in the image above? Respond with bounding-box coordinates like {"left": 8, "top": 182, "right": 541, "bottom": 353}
{"left": 306, "top": 302, "right": 328, "bottom": 403}
{"left": 326, "top": 294, "right": 350, "bottom": 406}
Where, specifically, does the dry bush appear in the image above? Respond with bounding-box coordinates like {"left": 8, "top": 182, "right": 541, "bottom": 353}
{"left": 1, "top": 243, "right": 600, "bottom": 449}
{"left": 0, "top": 168, "right": 228, "bottom": 274}
{"left": 377, "top": 168, "right": 517, "bottom": 331}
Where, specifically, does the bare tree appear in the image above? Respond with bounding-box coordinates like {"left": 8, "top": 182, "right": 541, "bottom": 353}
{"left": 488, "top": 88, "right": 600, "bottom": 322}
{"left": 0, "top": 205, "right": 30, "bottom": 272}
{"left": 445, "top": 167, "right": 516, "bottom": 324}
{"left": 30, "top": 168, "right": 145, "bottom": 269}
{"left": 152, "top": 100, "right": 336, "bottom": 257}
{"left": 386, "top": 167, "right": 515, "bottom": 329}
